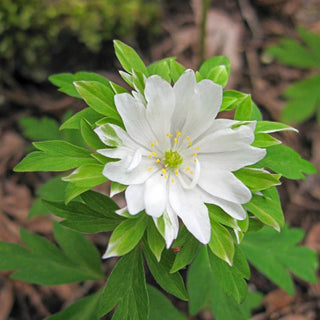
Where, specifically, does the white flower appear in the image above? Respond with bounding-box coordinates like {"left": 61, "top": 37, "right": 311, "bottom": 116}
{"left": 95, "top": 70, "right": 266, "bottom": 248}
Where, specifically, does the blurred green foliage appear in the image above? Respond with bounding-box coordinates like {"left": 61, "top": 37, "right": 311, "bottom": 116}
{"left": 0, "top": 0, "right": 160, "bottom": 83}
{"left": 266, "top": 27, "right": 320, "bottom": 124}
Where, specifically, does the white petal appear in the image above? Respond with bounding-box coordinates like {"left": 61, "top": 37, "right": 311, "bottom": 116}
{"left": 172, "top": 69, "right": 197, "bottom": 132}
{"left": 127, "top": 149, "right": 142, "bottom": 171}
{"left": 125, "top": 184, "right": 145, "bottom": 215}
{"left": 198, "top": 169, "right": 252, "bottom": 203}
{"left": 144, "top": 76, "right": 175, "bottom": 149}
{"left": 94, "top": 124, "right": 122, "bottom": 147}
{"left": 102, "top": 157, "right": 157, "bottom": 185}
{"left": 97, "top": 146, "right": 131, "bottom": 159}
{"left": 115, "top": 93, "right": 157, "bottom": 147}
{"left": 198, "top": 146, "right": 266, "bottom": 171}
{"left": 181, "top": 79, "right": 222, "bottom": 140}
{"left": 169, "top": 181, "right": 211, "bottom": 244}
{"left": 202, "top": 191, "right": 247, "bottom": 220}
{"left": 195, "top": 125, "right": 255, "bottom": 153}
{"left": 163, "top": 204, "right": 179, "bottom": 248}
{"left": 144, "top": 172, "right": 168, "bottom": 218}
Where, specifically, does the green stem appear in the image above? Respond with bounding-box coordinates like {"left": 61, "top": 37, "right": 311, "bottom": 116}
{"left": 199, "top": 0, "right": 211, "bottom": 67}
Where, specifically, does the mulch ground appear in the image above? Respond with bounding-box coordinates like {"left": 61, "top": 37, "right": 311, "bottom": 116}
{"left": 1, "top": 0, "right": 320, "bottom": 319}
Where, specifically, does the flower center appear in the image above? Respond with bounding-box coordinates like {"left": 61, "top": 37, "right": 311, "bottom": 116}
{"left": 164, "top": 149, "right": 183, "bottom": 169}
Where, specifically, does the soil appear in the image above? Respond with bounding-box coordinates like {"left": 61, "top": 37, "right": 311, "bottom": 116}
{"left": 1, "top": 0, "right": 320, "bottom": 319}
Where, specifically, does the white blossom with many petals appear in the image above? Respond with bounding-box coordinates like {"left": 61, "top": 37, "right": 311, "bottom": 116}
{"left": 95, "top": 70, "right": 266, "bottom": 248}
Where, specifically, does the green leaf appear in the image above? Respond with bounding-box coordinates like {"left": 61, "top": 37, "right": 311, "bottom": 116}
{"left": 110, "top": 181, "right": 127, "bottom": 197}
{"left": 49, "top": 71, "right": 111, "bottom": 99}
{"left": 199, "top": 56, "right": 231, "bottom": 77}
{"left": 45, "top": 291, "right": 102, "bottom": 320}
{"left": 0, "top": 224, "right": 104, "bottom": 285}
{"left": 234, "top": 95, "right": 253, "bottom": 120}
{"left": 187, "top": 246, "right": 212, "bottom": 315}
{"left": 252, "top": 132, "right": 281, "bottom": 148}
{"left": 42, "top": 197, "right": 122, "bottom": 233}
{"left": 147, "top": 285, "right": 187, "bottom": 320}
{"left": 143, "top": 243, "right": 188, "bottom": 301}
{"left": 113, "top": 40, "right": 148, "bottom": 75}
{"left": 210, "top": 283, "right": 263, "bottom": 320}
{"left": 220, "top": 90, "right": 249, "bottom": 111}
{"left": 63, "top": 164, "right": 107, "bottom": 188}
{"left": 65, "top": 183, "right": 93, "bottom": 204}
{"left": 256, "top": 144, "right": 317, "bottom": 180}
{"left": 188, "top": 248, "right": 259, "bottom": 320}
{"left": 80, "top": 119, "right": 105, "bottom": 150}
{"left": 208, "top": 247, "right": 248, "bottom": 304}
{"left": 246, "top": 187, "right": 284, "bottom": 231}
{"left": 97, "top": 247, "right": 149, "bottom": 319}
{"left": 74, "top": 81, "right": 121, "bottom": 122}
{"left": 207, "top": 204, "right": 241, "bottom": 231}
{"left": 147, "top": 221, "right": 165, "bottom": 262}
{"left": 255, "top": 121, "right": 298, "bottom": 134}
{"left": 169, "top": 60, "right": 186, "bottom": 83}
{"left": 14, "top": 140, "right": 97, "bottom": 172}
{"left": 281, "top": 74, "right": 320, "bottom": 123}
{"left": 28, "top": 176, "right": 68, "bottom": 217}
{"left": 240, "top": 225, "right": 318, "bottom": 295}
{"left": 103, "top": 215, "right": 148, "bottom": 258}
{"left": 266, "top": 27, "right": 320, "bottom": 68}
{"left": 234, "top": 168, "right": 281, "bottom": 191}
{"left": 208, "top": 218, "right": 234, "bottom": 266}
{"left": 170, "top": 232, "right": 201, "bottom": 273}
{"left": 147, "top": 58, "right": 173, "bottom": 82}
{"left": 60, "top": 108, "right": 102, "bottom": 130}
{"left": 19, "top": 116, "right": 60, "bottom": 140}
{"left": 207, "top": 65, "right": 229, "bottom": 87}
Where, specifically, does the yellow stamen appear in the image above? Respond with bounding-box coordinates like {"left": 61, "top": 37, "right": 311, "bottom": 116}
{"left": 166, "top": 132, "right": 170, "bottom": 137}
{"left": 162, "top": 168, "right": 167, "bottom": 175}
{"left": 193, "top": 153, "right": 197, "bottom": 157}
{"left": 150, "top": 143, "right": 154, "bottom": 147}
{"left": 148, "top": 154, "right": 152, "bottom": 158}
{"left": 188, "top": 141, "right": 193, "bottom": 146}
{"left": 148, "top": 167, "right": 153, "bottom": 171}
{"left": 171, "top": 179, "right": 174, "bottom": 183}
{"left": 185, "top": 167, "right": 190, "bottom": 171}
{"left": 195, "top": 147, "right": 199, "bottom": 151}
{"left": 152, "top": 152, "right": 157, "bottom": 156}
{"left": 174, "top": 138, "right": 178, "bottom": 144}
{"left": 186, "top": 136, "right": 190, "bottom": 141}
{"left": 194, "top": 159, "right": 197, "bottom": 162}
{"left": 154, "top": 141, "right": 158, "bottom": 145}
{"left": 176, "top": 131, "right": 181, "bottom": 137}
{"left": 190, "top": 171, "right": 194, "bottom": 175}
{"left": 165, "top": 175, "right": 168, "bottom": 179}
{"left": 169, "top": 134, "right": 172, "bottom": 138}
{"left": 174, "top": 170, "right": 178, "bottom": 176}
{"left": 156, "top": 158, "right": 160, "bottom": 163}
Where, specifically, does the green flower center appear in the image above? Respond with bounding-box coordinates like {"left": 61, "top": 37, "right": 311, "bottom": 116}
{"left": 164, "top": 149, "right": 183, "bottom": 168}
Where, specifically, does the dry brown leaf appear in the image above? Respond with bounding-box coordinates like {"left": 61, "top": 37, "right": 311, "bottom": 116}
{"left": 0, "top": 276, "right": 14, "bottom": 320}
{"left": 279, "top": 315, "right": 309, "bottom": 320}
{"left": 305, "top": 223, "right": 320, "bottom": 252}
{"left": 264, "top": 289, "right": 295, "bottom": 314}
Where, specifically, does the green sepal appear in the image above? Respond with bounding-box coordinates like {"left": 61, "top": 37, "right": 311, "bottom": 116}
{"left": 103, "top": 214, "right": 148, "bottom": 258}
{"left": 246, "top": 187, "right": 284, "bottom": 231}
{"left": 234, "top": 167, "right": 281, "bottom": 191}
{"left": 208, "top": 218, "right": 235, "bottom": 266}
